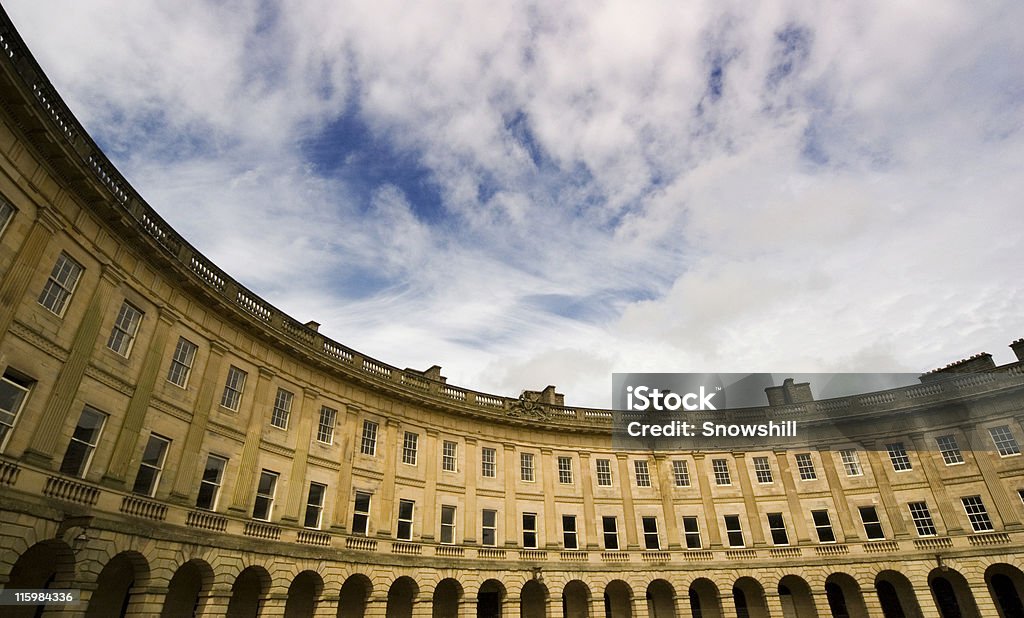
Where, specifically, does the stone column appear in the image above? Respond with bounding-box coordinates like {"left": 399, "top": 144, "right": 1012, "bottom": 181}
{"left": 763, "top": 591, "right": 785, "bottom": 618}
{"left": 23, "top": 262, "right": 122, "bottom": 467}
{"left": 966, "top": 571, "right": 1002, "bottom": 617}
{"left": 283, "top": 388, "right": 318, "bottom": 523}
{"left": 463, "top": 437, "right": 478, "bottom": 544}
{"left": 101, "top": 307, "right": 178, "bottom": 489}
{"left": 693, "top": 454, "right": 722, "bottom": 547}
{"left": 375, "top": 419, "right": 398, "bottom": 537}
{"left": 364, "top": 594, "right": 389, "bottom": 617}
{"left": 503, "top": 594, "right": 520, "bottom": 618}
{"left": 195, "top": 587, "right": 233, "bottom": 617}
{"left": 734, "top": 453, "right": 764, "bottom": 546}
{"left": 541, "top": 448, "right": 558, "bottom": 549}
{"left": 168, "top": 340, "right": 228, "bottom": 502}
{"left": 909, "top": 432, "right": 962, "bottom": 534}
{"left": 862, "top": 441, "right": 911, "bottom": 540}
{"left": 330, "top": 404, "right": 358, "bottom": 530}
{"left": 616, "top": 454, "right": 639, "bottom": 549}
{"left": 504, "top": 444, "right": 518, "bottom": 547}
{"left": 228, "top": 366, "right": 276, "bottom": 514}
{"left": 912, "top": 583, "right": 942, "bottom": 618}
{"left": 631, "top": 594, "right": 651, "bottom": 618}
{"left": 961, "top": 423, "right": 1022, "bottom": 528}
{"left": 460, "top": 595, "right": 477, "bottom": 618}
{"left": 820, "top": 447, "right": 866, "bottom": 540}
{"left": 653, "top": 454, "right": 682, "bottom": 549}
{"left": 0, "top": 206, "right": 63, "bottom": 342}
{"left": 674, "top": 592, "right": 696, "bottom": 618}
{"left": 422, "top": 430, "right": 439, "bottom": 541}
{"left": 411, "top": 592, "right": 433, "bottom": 617}
{"left": 774, "top": 450, "right": 810, "bottom": 543}
{"left": 580, "top": 451, "right": 598, "bottom": 549}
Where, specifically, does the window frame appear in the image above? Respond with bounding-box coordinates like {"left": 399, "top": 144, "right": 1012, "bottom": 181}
{"left": 602, "top": 516, "right": 619, "bottom": 550}
{"left": 352, "top": 491, "right": 371, "bottom": 535}
{"left": 440, "top": 505, "right": 457, "bottom": 544}
{"left": 961, "top": 495, "right": 994, "bottom": 532}
{"left": 908, "top": 502, "right": 937, "bottom": 537}
{"left": 106, "top": 301, "right": 144, "bottom": 357}
{"left": 811, "top": 509, "right": 836, "bottom": 543}
{"left": 304, "top": 482, "right": 327, "bottom": 529}
{"left": 397, "top": 498, "right": 415, "bottom": 540}
{"left": 634, "top": 459, "right": 652, "bottom": 487}
{"left": 482, "top": 509, "right": 497, "bottom": 546}
{"left": 166, "top": 337, "right": 198, "bottom": 388}
{"left": 795, "top": 453, "right": 817, "bottom": 481}
{"left": 990, "top": 425, "right": 1021, "bottom": 457}
{"left": 724, "top": 514, "right": 744, "bottom": 548}
{"left": 220, "top": 366, "right": 247, "bottom": 411}
{"left": 557, "top": 456, "right": 573, "bottom": 484}
{"left": 442, "top": 440, "right": 458, "bottom": 472}
{"left": 520, "top": 452, "right": 535, "bottom": 482}
{"left": 886, "top": 442, "right": 913, "bottom": 471}
{"left": 360, "top": 420, "right": 378, "bottom": 456}
{"left": 402, "top": 431, "right": 419, "bottom": 466}
{"left": 596, "top": 458, "right": 613, "bottom": 486}
{"left": 753, "top": 456, "right": 773, "bottom": 483}
{"left": 712, "top": 458, "right": 731, "bottom": 486}
{"left": 859, "top": 505, "right": 885, "bottom": 540}
{"left": 269, "top": 388, "right": 293, "bottom": 430}
{"left": 252, "top": 469, "right": 279, "bottom": 522}
{"left": 642, "top": 516, "right": 660, "bottom": 550}
{"left": 195, "top": 454, "right": 227, "bottom": 511}
{"left": 839, "top": 449, "right": 862, "bottom": 476}
{"left": 59, "top": 406, "right": 106, "bottom": 478}
{"left": 38, "top": 252, "right": 83, "bottom": 317}
{"left": 0, "top": 197, "right": 15, "bottom": 237}
{"left": 131, "top": 433, "right": 170, "bottom": 497}
{"left": 935, "top": 434, "right": 964, "bottom": 465}
{"left": 316, "top": 406, "right": 337, "bottom": 445}
{"left": 767, "top": 512, "right": 789, "bottom": 546}
{"left": 682, "top": 516, "right": 702, "bottom": 549}
{"left": 562, "top": 514, "right": 578, "bottom": 549}
{"left": 481, "top": 446, "right": 496, "bottom": 478}
{"left": 0, "top": 373, "right": 32, "bottom": 452}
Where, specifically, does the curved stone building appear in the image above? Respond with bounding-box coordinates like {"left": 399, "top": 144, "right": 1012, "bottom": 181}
{"left": 0, "top": 7, "right": 1023, "bottom": 618}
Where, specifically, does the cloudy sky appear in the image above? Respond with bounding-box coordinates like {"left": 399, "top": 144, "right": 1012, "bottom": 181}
{"left": 6, "top": 1, "right": 1023, "bottom": 407}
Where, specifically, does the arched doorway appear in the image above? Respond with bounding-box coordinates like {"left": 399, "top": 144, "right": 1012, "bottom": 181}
{"left": 563, "top": 580, "right": 592, "bottom": 618}
{"left": 387, "top": 576, "right": 419, "bottom": 618}
{"left": 433, "top": 578, "right": 463, "bottom": 618}
{"left": 284, "top": 570, "right": 323, "bottom": 618}
{"left": 929, "top": 567, "right": 980, "bottom": 618}
{"left": 226, "top": 566, "right": 271, "bottom": 618}
{"left": 824, "top": 573, "right": 867, "bottom": 618}
{"left": 985, "top": 563, "right": 1024, "bottom": 618}
{"left": 85, "top": 551, "right": 150, "bottom": 617}
{"left": 4, "top": 540, "right": 76, "bottom": 618}
{"left": 604, "top": 580, "right": 633, "bottom": 618}
{"left": 521, "top": 579, "right": 548, "bottom": 617}
{"left": 778, "top": 575, "right": 817, "bottom": 618}
{"left": 875, "top": 570, "right": 922, "bottom": 618}
{"left": 689, "top": 578, "right": 723, "bottom": 618}
{"left": 162, "top": 559, "right": 214, "bottom": 618}
{"left": 647, "top": 579, "right": 676, "bottom": 618}
{"left": 478, "top": 579, "right": 506, "bottom": 618}
{"left": 733, "top": 577, "right": 769, "bottom": 618}
{"left": 338, "top": 573, "right": 372, "bottom": 618}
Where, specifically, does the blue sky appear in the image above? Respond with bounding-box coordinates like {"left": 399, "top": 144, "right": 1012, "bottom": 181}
{"left": 7, "top": 1, "right": 1024, "bottom": 406}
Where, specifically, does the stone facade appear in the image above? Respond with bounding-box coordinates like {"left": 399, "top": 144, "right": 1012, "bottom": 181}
{"left": 0, "top": 7, "right": 1023, "bottom": 618}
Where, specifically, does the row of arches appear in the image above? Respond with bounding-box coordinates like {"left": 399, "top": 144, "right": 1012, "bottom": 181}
{"left": 4, "top": 539, "right": 1024, "bottom": 617}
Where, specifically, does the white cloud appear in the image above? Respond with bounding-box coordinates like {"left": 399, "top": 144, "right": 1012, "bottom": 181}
{"left": 6, "top": 0, "right": 1023, "bottom": 407}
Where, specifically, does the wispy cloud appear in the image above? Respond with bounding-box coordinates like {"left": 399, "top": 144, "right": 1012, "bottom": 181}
{"left": 7, "top": 0, "right": 1023, "bottom": 406}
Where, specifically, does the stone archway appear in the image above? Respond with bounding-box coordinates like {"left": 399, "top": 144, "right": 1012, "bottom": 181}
{"left": 604, "top": 580, "right": 633, "bottom": 618}
{"left": 824, "top": 572, "right": 868, "bottom": 618}
{"left": 162, "top": 559, "right": 214, "bottom": 618}
{"left": 478, "top": 579, "right": 506, "bottom": 618}
{"left": 4, "top": 540, "right": 76, "bottom": 618}
{"left": 338, "top": 573, "right": 372, "bottom": 617}
{"left": 387, "top": 576, "right": 419, "bottom": 618}
{"left": 226, "top": 565, "right": 271, "bottom": 618}
{"left": 647, "top": 579, "right": 676, "bottom": 618}
{"left": 433, "top": 577, "right": 463, "bottom": 618}
{"left": 778, "top": 575, "right": 818, "bottom": 618}
{"left": 928, "top": 567, "right": 980, "bottom": 618}
{"left": 985, "top": 563, "right": 1024, "bottom": 618}
{"left": 521, "top": 578, "right": 548, "bottom": 617}
{"left": 563, "top": 579, "right": 592, "bottom": 618}
{"left": 284, "top": 570, "right": 324, "bottom": 618}
{"left": 85, "top": 550, "right": 150, "bottom": 618}
{"left": 688, "top": 578, "right": 723, "bottom": 618}
{"left": 874, "top": 570, "right": 922, "bottom": 618}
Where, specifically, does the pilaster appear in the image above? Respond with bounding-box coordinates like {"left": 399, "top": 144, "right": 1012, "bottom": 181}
{"left": 228, "top": 366, "right": 276, "bottom": 514}
{"left": 168, "top": 340, "right": 228, "bottom": 501}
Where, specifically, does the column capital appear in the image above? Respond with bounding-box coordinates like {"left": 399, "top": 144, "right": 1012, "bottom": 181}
{"left": 303, "top": 387, "right": 320, "bottom": 399}
{"left": 156, "top": 304, "right": 181, "bottom": 325}
{"left": 209, "top": 340, "right": 230, "bottom": 355}
{"left": 257, "top": 365, "right": 277, "bottom": 379}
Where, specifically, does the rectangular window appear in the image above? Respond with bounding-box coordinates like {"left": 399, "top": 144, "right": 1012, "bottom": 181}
{"left": 0, "top": 373, "right": 31, "bottom": 451}
{"left": 360, "top": 420, "right": 378, "bottom": 456}
{"left": 440, "top": 505, "right": 457, "bottom": 544}
{"left": 482, "top": 509, "right": 497, "bottom": 546}
{"left": 402, "top": 431, "right": 418, "bottom": 465}
{"left": 795, "top": 453, "right": 817, "bottom": 480}
{"left": 753, "top": 456, "right": 773, "bottom": 483}
{"left": 304, "top": 482, "right": 327, "bottom": 529}
{"left": 562, "top": 515, "right": 578, "bottom": 549}
{"left": 317, "top": 406, "right": 337, "bottom": 445}
{"left": 59, "top": 406, "right": 106, "bottom": 478}
{"left": 220, "top": 366, "right": 247, "bottom": 411}
{"left": 106, "top": 301, "right": 143, "bottom": 357}
{"left": 195, "top": 454, "right": 226, "bottom": 510}
{"left": 481, "top": 447, "right": 496, "bottom": 478}
{"left": 887, "top": 442, "right": 912, "bottom": 471}
{"left": 0, "top": 197, "right": 15, "bottom": 236}
{"left": 767, "top": 513, "right": 789, "bottom": 545}
{"left": 602, "top": 516, "right": 619, "bottom": 550}
{"left": 270, "top": 388, "right": 293, "bottom": 430}
{"left": 558, "top": 456, "right": 573, "bottom": 484}
{"left": 935, "top": 435, "right": 964, "bottom": 465}
{"left": 397, "top": 499, "right": 414, "bottom": 540}
{"left": 442, "top": 440, "right": 458, "bottom": 472}
{"left": 252, "top": 470, "right": 278, "bottom": 521}
{"left": 839, "top": 449, "right": 862, "bottom": 476}
{"left": 859, "top": 506, "right": 885, "bottom": 540}
{"left": 166, "top": 337, "right": 197, "bottom": 387}
{"left": 683, "top": 516, "right": 702, "bottom": 549}
{"left": 596, "top": 458, "right": 613, "bottom": 486}
{"left": 712, "top": 458, "right": 731, "bottom": 485}
{"left": 724, "top": 514, "right": 744, "bottom": 547}
{"left": 812, "top": 510, "right": 836, "bottom": 543}
{"left": 521, "top": 452, "right": 535, "bottom": 482}
{"left": 522, "top": 512, "right": 538, "bottom": 548}
{"left": 909, "top": 502, "right": 937, "bottom": 536}
{"left": 990, "top": 426, "right": 1021, "bottom": 457}
{"left": 962, "top": 496, "right": 994, "bottom": 532}
{"left": 38, "top": 252, "right": 83, "bottom": 316}
{"left": 642, "top": 516, "right": 660, "bottom": 550}
{"left": 352, "top": 491, "right": 371, "bottom": 535}
{"left": 672, "top": 460, "right": 690, "bottom": 487}
{"left": 131, "top": 433, "right": 170, "bottom": 497}
{"left": 634, "top": 459, "right": 651, "bottom": 487}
